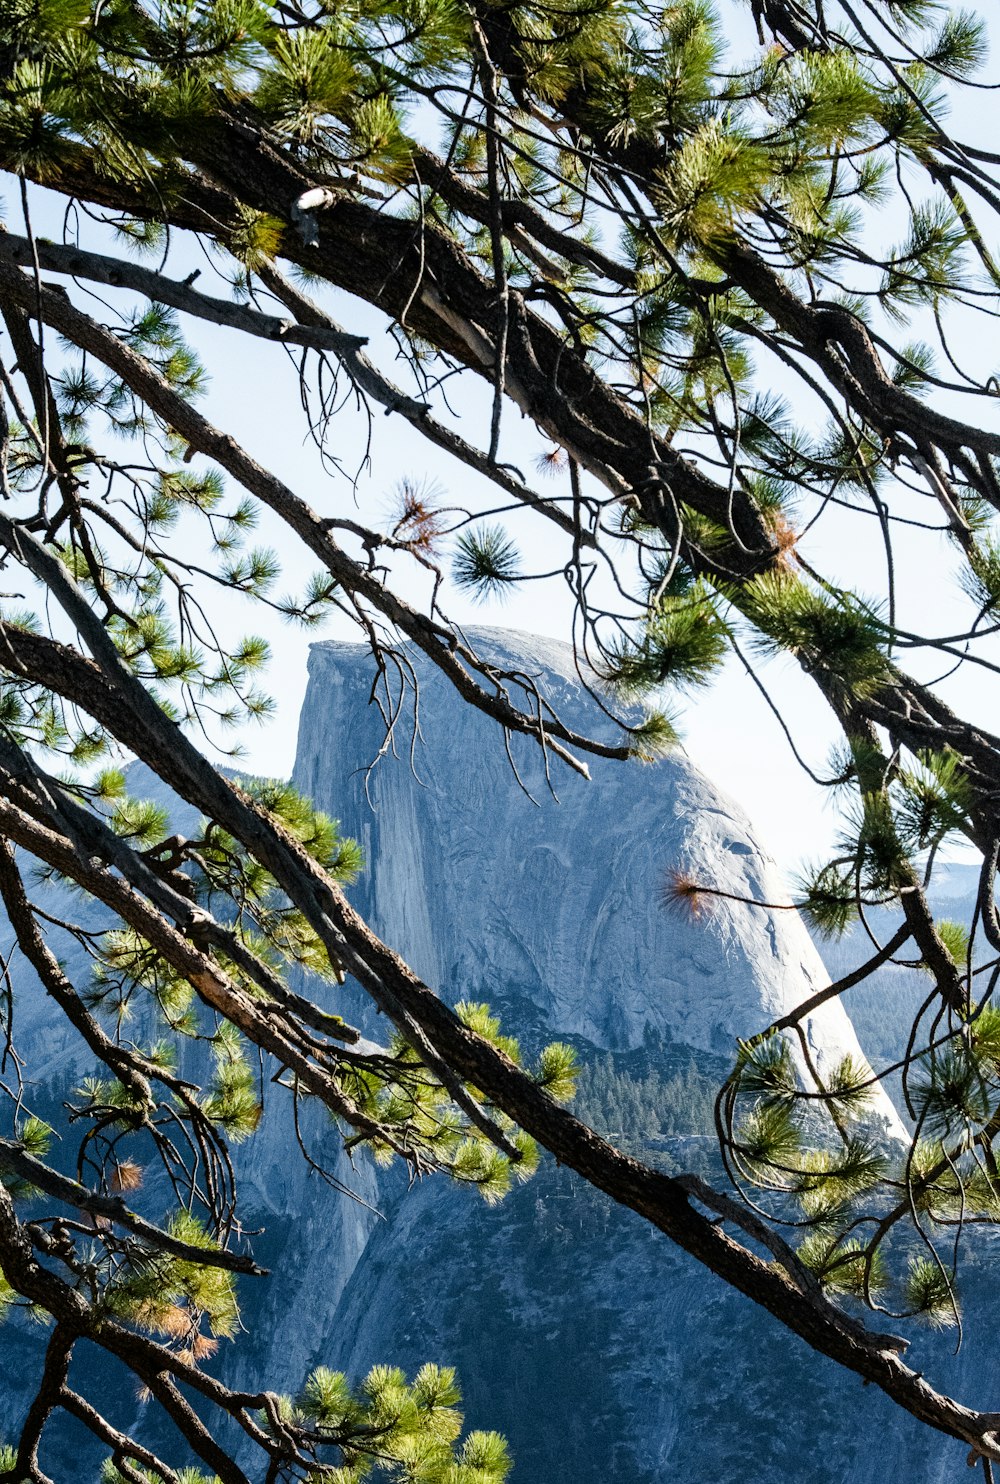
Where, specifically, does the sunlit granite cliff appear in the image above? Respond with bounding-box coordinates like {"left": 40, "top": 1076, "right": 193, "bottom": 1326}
{"left": 294, "top": 628, "right": 900, "bottom": 1105}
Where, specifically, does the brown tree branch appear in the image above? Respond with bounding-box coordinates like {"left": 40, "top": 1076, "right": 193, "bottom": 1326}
{"left": 0, "top": 1137, "right": 264, "bottom": 1275}
{"left": 0, "top": 598, "right": 993, "bottom": 1459}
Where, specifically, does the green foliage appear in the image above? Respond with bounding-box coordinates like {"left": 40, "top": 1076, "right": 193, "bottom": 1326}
{"left": 573, "top": 1051, "right": 718, "bottom": 1142}
{"left": 102, "top": 1469, "right": 221, "bottom": 1484}
{"left": 797, "top": 1233, "right": 888, "bottom": 1298}
{"left": 257, "top": 28, "right": 357, "bottom": 141}
{"left": 228, "top": 207, "right": 285, "bottom": 270}
{"left": 735, "top": 1100, "right": 801, "bottom": 1175}
{"left": 904, "top": 1256, "right": 959, "bottom": 1327}
{"left": 348, "top": 94, "right": 412, "bottom": 179}
{"left": 143, "top": 778, "right": 366, "bottom": 990}
{"left": 109, "top": 794, "right": 170, "bottom": 848}
{"left": 925, "top": 8, "right": 988, "bottom": 73}
{"left": 74, "top": 1073, "right": 148, "bottom": 1130}
{"left": 894, "top": 749, "right": 971, "bottom": 851}
{"left": 534, "top": 1041, "right": 580, "bottom": 1103}
{"left": 605, "top": 581, "right": 728, "bottom": 694}
{"left": 856, "top": 794, "right": 910, "bottom": 889}
{"left": 245, "top": 778, "right": 363, "bottom": 879}
{"left": 259, "top": 1362, "right": 513, "bottom": 1483}
{"left": 201, "top": 1034, "right": 262, "bottom": 1141}
{"left": 2, "top": 0, "right": 1000, "bottom": 1452}
{"left": 890, "top": 341, "right": 937, "bottom": 396}
{"left": 734, "top": 1035, "right": 796, "bottom": 1105}
{"left": 16, "top": 1116, "right": 51, "bottom": 1158}
{"left": 0, "top": 1273, "right": 16, "bottom": 1324}
{"left": 656, "top": 118, "right": 770, "bottom": 247}
{"left": 104, "top": 1209, "right": 239, "bottom": 1344}
{"left": 742, "top": 573, "right": 888, "bottom": 694}
{"left": 880, "top": 201, "right": 967, "bottom": 320}
{"left": 451, "top": 1138, "right": 517, "bottom": 1205}
{"left": 775, "top": 51, "right": 875, "bottom": 149}
{"left": 825, "top": 1055, "right": 875, "bottom": 1117}
{"left": 727, "top": 1029, "right": 888, "bottom": 1241}
{"left": 626, "top": 707, "right": 681, "bottom": 759}
{"left": 455, "top": 1001, "right": 521, "bottom": 1064}
{"left": 301, "top": 1365, "right": 366, "bottom": 1428}
{"left": 912, "top": 1046, "right": 991, "bottom": 1135}
{"left": 221, "top": 547, "right": 280, "bottom": 597}
{"left": 937, "top": 917, "right": 970, "bottom": 966}
{"left": 968, "top": 1004, "right": 1000, "bottom": 1069}
{"left": 963, "top": 536, "right": 1000, "bottom": 614}
{"left": 795, "top": 861, "right": 860, "bottom": 938}
{"left": 1, "top": 1116, "right": 53, "bottom": 1200}
{"left": 452, "top": 527, "right": 523, "bottom": 603}
{"left": 795, "top": 1138, "right": 886, "bottom": 1220}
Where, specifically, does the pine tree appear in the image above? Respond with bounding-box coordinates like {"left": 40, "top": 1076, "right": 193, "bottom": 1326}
{"left": 1, "top": 0, "right": 1000, "bottom": 1472}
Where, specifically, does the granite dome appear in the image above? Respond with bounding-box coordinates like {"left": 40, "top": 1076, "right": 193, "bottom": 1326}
{"left": 296, "top": 626, "right": 901, "bottom": 1132}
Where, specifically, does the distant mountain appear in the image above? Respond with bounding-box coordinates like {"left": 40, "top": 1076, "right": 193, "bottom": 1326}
{"left": 290, "top": 629, "right": 924, "bottom": 1483}
{"left": 4, "top": 628, "right": 998, "bottom": 1481}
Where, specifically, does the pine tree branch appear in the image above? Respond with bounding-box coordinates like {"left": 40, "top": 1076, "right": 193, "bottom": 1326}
{"left": 57, "top": 1392, "right": 181, "bottom": 1484}
{"left": 0, "top": 1137, "right": 264, "bottom": 1275}
{"left": 0, "top": 611, "right": 995, "bottom": 1460}
{"left": 0, "top": 230, "right": 368, "bottom": 355}
{"left": 3, "top": 28, "right": 1000, "bottom": 1463}
{"left": 0, "top": 253, "right": 624, "bottom": 775}
{"left": 253, "top": 258, "right": 593, "bottom": 549}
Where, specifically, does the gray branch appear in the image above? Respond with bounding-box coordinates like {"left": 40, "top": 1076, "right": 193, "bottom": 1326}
{"left": 0, "top": 231, "right": 367, "bottom": 355}
{"left": 0, "top": 1136, "right": 265, "bottom": 1275}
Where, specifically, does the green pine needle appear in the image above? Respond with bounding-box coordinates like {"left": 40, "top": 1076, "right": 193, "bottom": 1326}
{"left": 452, "top": 526, "right": 523, "bottom": 602}
{"left": 904, "top": 1256, "right": 959, "bottom": 1328}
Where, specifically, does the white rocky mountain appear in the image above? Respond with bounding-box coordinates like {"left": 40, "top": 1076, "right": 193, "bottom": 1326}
{"left": 294, "top": 628, "right": 900, "bottom": 1114}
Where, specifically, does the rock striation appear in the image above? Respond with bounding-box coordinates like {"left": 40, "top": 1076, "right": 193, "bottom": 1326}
{"left": 292, "top": 630, "right": 991, "bottom": 1484}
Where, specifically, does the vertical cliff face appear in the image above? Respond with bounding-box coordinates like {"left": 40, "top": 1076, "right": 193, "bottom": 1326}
{"left": 294, "top": 628, "right": 899, "bottom": 1122}
{"left": 287, "top": 629, "right": 965, "bottom": 1483}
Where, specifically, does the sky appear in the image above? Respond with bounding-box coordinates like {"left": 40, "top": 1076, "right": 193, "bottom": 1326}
{"left": 147, "top": 279, "right": 993, "bottom": 883}
{"left": 146, "top": 291, "right": 851, "bottom": 875}
{"left": 153, "top": 263, "right": 995, "bottom": 883}
{"left": 13, "top": 5, "right": 1000, "bottom": 886}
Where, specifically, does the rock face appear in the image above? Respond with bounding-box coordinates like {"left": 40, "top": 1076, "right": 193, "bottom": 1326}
{"left": 294, "top": 628, "right": 899, "bottom": 1125}
{"left": 4, "top": 626, "right": 996, "bottom": 1481}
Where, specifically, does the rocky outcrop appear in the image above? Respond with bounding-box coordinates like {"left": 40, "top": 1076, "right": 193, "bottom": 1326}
{"left": 290, "top": 629, "right": 942, "bottom": 1482}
